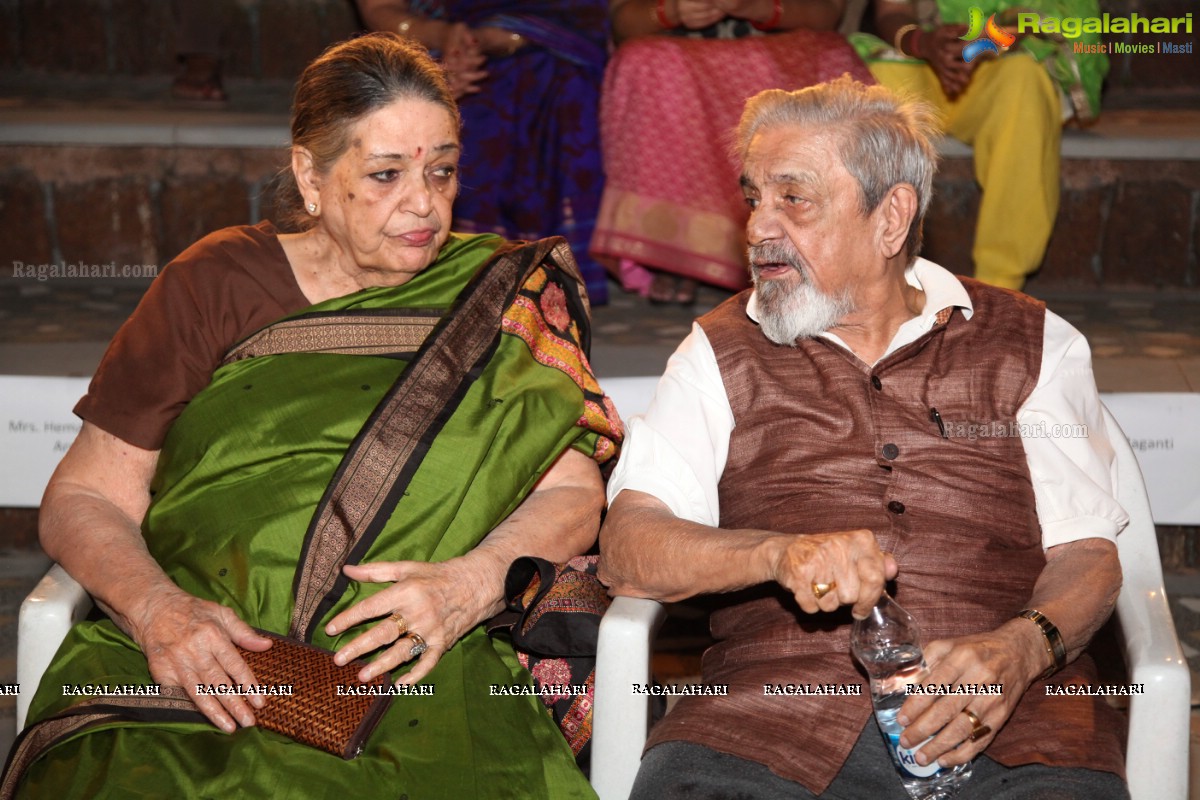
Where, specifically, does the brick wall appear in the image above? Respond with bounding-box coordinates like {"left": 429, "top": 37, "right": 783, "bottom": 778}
{"left": 1102, "top": 0, "right": 1200, "bottom": 97}
{"left": 0, "top": 0, "right": 360, "bottom": 81}
{"left": 0, "top": 510, "right": 39, "bottom": 551}
{"left": 1, "top": 145, "right": 290, "bottom": 271}
{"left": 926, "top": 157, "right": 1200, "bottom": 290}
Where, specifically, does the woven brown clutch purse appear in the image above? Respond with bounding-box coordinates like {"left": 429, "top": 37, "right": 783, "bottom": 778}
{"left": 238, "top": 630, "right": 393, "bottom": 759}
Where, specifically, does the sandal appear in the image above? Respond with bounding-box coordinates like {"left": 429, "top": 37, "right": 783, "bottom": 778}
{"left": 648, "top": 273, "right": 697, "bottom": 307}
{"left": 648, "top": 272, "right": 677, "bottom": 305}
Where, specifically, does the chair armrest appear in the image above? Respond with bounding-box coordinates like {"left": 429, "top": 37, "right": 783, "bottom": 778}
{"left": 1104, "top": 404, "right": 1190, "bottom": 800}
{"left": 1115, "top": 533, "right": 1190, "bottom": 800}
{"left": 16, "top": 564, "right": 93, "bottom": 732}
{"left": 591, "top": 596, "right": 667, "bottom": 800}
{"left": 1117, "top": 581, "right": 1190, "bottom": 800}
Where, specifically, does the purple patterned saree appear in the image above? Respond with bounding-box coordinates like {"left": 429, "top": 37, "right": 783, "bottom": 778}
{"left": 415, "top": 0, "right": 611, "bottom": 304}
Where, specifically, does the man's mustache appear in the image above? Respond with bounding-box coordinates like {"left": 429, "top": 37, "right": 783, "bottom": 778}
{"left": 748, "top": 242, "right": 805, "bottom": 274}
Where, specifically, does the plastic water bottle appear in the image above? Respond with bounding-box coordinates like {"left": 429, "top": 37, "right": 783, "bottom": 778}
{"left": 851, "top": 594, "right": 972, "bottom": 800}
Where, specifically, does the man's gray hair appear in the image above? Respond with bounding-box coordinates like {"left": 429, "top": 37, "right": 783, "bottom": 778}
{"left": 734, "top": 75, "right": 940, "bottom": 260}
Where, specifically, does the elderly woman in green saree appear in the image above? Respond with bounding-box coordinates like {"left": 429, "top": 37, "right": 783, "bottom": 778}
{"left": 4, "top": 33, "right": 620, "bottom": 799}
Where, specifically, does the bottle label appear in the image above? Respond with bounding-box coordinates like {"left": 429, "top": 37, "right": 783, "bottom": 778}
{"left": 885, "top": 731, "right": 942, "bottom": 778}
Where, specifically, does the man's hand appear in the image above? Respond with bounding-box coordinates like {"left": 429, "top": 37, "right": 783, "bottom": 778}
{"left": 895, "top": 537, "right": 1121, "bottom": 766}
{"left": 766, "top": 530, "right": 898, "bottom": 618}
{"left": 602, "top": 492, "right": 897, "bottom": 610}
{"left": 895, "top": 617, "right": 1049, "bottom": 766}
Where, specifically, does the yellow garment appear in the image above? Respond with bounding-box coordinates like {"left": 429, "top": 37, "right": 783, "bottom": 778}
{"left": 870, "top": 54, "right": 1061, "bottom": 290}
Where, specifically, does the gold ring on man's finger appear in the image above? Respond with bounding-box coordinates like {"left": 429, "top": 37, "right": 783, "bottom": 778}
{"left": 963, "top": 709, "right": 991, "bottom": 742}
{"left": 812, "top": 581, "right": 837, "bottom": 600}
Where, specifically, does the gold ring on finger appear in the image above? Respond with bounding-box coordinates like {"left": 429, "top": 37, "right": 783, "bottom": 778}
{"left": 406, "top": 632, "right": 428, "bottom": 659}
{"left": 812, "top": 581, "right": 837, "bottom": 600}
{"left": 387, "top": 611, "right": 409, "bottom": 638}
{"left": 963, "top": 709, "right": 991, "bottom": 742}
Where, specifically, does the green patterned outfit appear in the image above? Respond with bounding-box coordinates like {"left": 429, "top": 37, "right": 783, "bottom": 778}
{"left": 851, "top": 0, "right": 1107, "bottom": 119}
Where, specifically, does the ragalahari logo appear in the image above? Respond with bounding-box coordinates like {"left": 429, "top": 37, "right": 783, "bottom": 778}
{"left": 960, "top": 7, "right": 1016, "bottom": 62}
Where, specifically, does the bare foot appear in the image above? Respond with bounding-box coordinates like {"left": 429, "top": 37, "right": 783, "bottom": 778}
{"left": 674, "top": 278, "right": 697, "bottom": 306}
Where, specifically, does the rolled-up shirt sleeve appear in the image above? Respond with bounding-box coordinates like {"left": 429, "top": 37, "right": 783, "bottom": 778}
{"left": 1020, "top": 310, "right": 1130, "bottom": 549}
{"left": 606, "top": 323, "right": 734, "bottom": 527}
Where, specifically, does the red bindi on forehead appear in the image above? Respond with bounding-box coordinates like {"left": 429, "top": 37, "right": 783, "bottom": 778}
{"left": 414, "top": 146, "right": 422, "bottom": 158}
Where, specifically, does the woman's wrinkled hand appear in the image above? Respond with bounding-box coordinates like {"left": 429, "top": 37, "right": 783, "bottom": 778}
{"left": 441, "top": 22, "right": 488, "bottom": 98}
{"left": 326, "top": 558, "right": 494, "bottom": 686}
{"left": 128, "top": 586, "right": 273, "bottom": 733}
{"left": 768, "top": 529, "right": 897, "bottom": 619}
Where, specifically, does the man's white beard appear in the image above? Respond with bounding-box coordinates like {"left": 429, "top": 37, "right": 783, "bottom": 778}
{"left": 750, "top": 244, "right": 854, "bottom": 346}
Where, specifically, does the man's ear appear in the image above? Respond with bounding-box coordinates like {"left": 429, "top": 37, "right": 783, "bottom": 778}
{"left": 876, "top": 183, "right": 918, "bottom": 260}
{"left": 292, "top": 146, "right": 321, "bottom": 207}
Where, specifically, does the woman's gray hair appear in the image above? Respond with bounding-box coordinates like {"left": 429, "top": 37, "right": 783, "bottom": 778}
{"left": 274, "top": 32, "right": 459, "bottom": 231}
{"left": 734, "top": 75, "right": 940, "bottom": 260}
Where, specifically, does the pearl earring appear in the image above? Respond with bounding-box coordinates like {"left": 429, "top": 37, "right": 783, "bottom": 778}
{"left": 307, "top": 202, "right": 318, "bottom": 213}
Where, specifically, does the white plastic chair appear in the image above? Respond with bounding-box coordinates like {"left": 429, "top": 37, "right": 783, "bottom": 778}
{"left": 1105, "top": 403, "right": 1191, "bottom": 800}
{"left": 16, "top": 564, "right": 92, "bottom": 730}
{"left": 590, "top": 399, "right": 1190, "bottom": 800}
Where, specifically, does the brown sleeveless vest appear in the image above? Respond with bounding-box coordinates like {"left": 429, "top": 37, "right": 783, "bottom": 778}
{"left": 645, "top": 278, "right": 1124, "bottom": 792}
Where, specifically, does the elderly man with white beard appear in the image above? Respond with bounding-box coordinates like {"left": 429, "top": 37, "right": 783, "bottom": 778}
{"left": 598, "top": 77, "right": 1130, "bottom": 800}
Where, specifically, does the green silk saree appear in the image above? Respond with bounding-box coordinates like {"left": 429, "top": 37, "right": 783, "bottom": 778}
{"left": 6, "top": 234, "right": 620, "bottom": 799}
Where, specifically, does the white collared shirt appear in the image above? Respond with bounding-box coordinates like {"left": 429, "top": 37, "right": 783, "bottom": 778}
{"left": 607, "top": 258, "right": 1129, "bottom": 548}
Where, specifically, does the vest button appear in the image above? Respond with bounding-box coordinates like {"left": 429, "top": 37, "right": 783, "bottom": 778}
{"left": 887, "top": 500, "right": 906, "bottom": 514}
{"left": 870, "top": 375, "right": 882, "bottom": 391}
{"left": 882, "top": 443, "right": 900, "bottom": 460}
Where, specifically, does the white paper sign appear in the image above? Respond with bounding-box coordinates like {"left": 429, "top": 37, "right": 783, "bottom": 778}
{"left": 596, "top": 375, "right": 659, "bottom": 424}
{"left": 0, "top": 375, "right": 1195, "bottom": 526}
{"left": 0, "top": 376, "right": 91, "bottom": 507}
{"left": 1100, "top": 393, "right": 1200, "bottom": 526}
